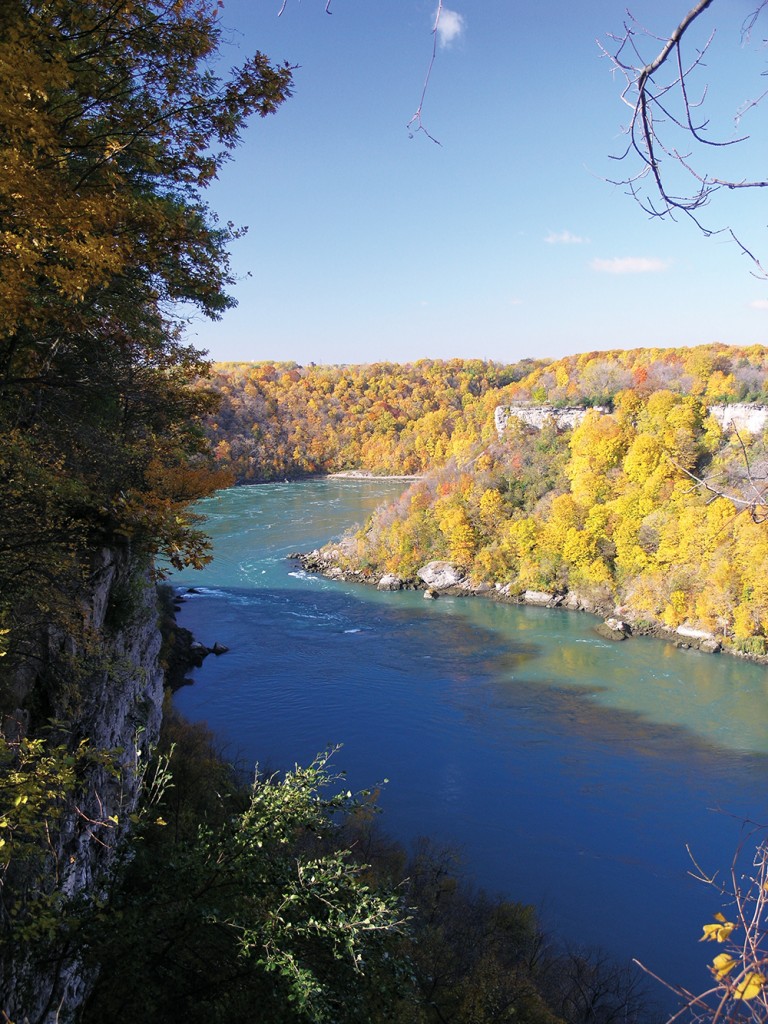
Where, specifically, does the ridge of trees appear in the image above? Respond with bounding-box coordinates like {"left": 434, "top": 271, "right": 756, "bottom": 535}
{"left": 203, "top": 344, "right": 768, "bottom": 650}
{"left": 204, "top": 344, "right": 768, "bottom": 484}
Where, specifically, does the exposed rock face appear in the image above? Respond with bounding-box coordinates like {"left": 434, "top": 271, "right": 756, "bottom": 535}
{"left": 495, "top": 401, "right": 768, "bottom": 440}
{"left": 2, "top": 546, "right": 165, "bottom": 1023}
{"left": 676, "top": 623, "right": 716, "bottom": 641}
{"left": 494, "top": 404, "right": 608, "bottom": 437}
{"left": 709, "top": 403, "right": 768, "bottom": 435}
{"left": 522, "top": 590, "right": 560, "bottom": 607}
{"left": 417, "top": 561, "right": 465, "bottom": 590}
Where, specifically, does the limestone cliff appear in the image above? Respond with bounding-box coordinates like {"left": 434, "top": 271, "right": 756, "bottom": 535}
{"left": 1, "top": 546, "right": 165, "bottom": 1023}
{"left": 495, "top": 400, "right": 768, "bottom": 437}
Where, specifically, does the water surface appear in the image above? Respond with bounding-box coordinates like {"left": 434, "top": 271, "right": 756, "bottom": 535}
{"left": 173, "top": 480, "right": 768, "bottom": 1004}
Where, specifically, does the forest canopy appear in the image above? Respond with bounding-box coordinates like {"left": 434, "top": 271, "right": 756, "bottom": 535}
{"left": 0, "top": 0, "right": 293, "bottom": 669}
{"left": 205, "top": 345, "right": 768, "bottom": 652}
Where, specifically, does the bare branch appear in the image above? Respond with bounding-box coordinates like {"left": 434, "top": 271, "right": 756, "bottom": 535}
{"left": 602, "top": 1, "right": 768, "bottom": 274}
{"left": 406, "top": 1, "right": 444, "bottom": 144}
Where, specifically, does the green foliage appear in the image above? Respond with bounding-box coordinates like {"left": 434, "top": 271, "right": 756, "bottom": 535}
{"left": 81, "top": 747, "right": 412, "bottom": 1024}
{"left": 0, "top": 731, "right": 120, "bottom": 950}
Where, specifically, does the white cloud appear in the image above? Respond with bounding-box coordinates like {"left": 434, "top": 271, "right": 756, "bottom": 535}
{"left": 749, "top": 299, "right": 768, "bottom": 310}
{"left": 436, "top": 8, "right": 465, "bottom": 48}
{"left": 545, "top": 230, "right": 587, "bottom": 245}
{"left": 591, "top": 256, "right": 669, "bottom": 274}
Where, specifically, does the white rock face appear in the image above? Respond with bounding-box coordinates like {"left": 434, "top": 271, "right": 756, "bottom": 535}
{"left": 676, "top": 624, "right": 715, "bottom": 641}
{"left": 495, "top": 402, "right": 768, "bottom": 441}
{"left": 495, "top": 404, "right": 608, "bottom": 437}
{"left": 709, "top": 404, "right": 768, "bottom": 435}
{"left": 418, "top": 561, "right": 465, "bottom": 589}
{"left": 523, "top": 590, "right": 556, "bottom": 606}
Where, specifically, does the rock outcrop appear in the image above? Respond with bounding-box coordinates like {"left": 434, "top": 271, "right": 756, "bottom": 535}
{"left": 417, "top": 561, "right": 466, "bottom": 590}
{"left": 494, "top": 404, "right": 608, "bottom": 437}
{"left": 2, "top": 546, "right": 166, "bottom": 1023}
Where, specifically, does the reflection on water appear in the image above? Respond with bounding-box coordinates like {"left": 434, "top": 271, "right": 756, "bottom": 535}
{"left": 173, "top": 481, "right": 768, "bottom": 1005}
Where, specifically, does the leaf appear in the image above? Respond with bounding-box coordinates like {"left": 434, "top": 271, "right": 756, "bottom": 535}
{"left": 733, "top": 972, "right": 765, "bottom": 1001}
{"left": 712, "top": 953, "right": 738, "bottom": 979}
{"left": 701, "top": 913, "right": 736, "bottom": 942}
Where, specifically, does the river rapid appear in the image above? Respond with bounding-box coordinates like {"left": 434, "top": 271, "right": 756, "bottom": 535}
{"left": 172, "top": 478, "right": 768, "bottom": 1005}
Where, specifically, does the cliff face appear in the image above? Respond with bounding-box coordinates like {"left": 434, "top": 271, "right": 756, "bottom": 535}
{"left": 495, "top": 401, "right": 768, "bottom": 437}
{"left": 494, "top": 404, "right": 608, "bottom": 435}
{"left": 1, "top": 546, "right": 166, "bottom": 1024}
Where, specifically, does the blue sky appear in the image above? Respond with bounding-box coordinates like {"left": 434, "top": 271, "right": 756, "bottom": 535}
{"left": 191, "top": 0, "right": 768, "bottom": 365}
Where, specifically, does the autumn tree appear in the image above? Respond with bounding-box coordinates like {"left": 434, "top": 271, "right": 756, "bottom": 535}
{"left": 0, "top": 7, "right": 294, "bottom": 1012}
{"left": 0, "top": 0, "right": 293, "bottom": 674}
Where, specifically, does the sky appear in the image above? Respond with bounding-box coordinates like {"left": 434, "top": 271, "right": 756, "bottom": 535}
{"left": 189, "top": 0, "right": 768, "bottom": 366}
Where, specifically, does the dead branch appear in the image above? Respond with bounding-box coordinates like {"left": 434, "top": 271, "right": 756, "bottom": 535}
{"left": 406, "top": 0, "right": 444, "bottom": 144}
{"left": 601, "top": 0, "right": 768, "bottom": 275}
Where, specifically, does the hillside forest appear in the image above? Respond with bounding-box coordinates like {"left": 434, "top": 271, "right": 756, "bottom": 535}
{"left": 205, "top": 344, "right": 768, "bottom": 653}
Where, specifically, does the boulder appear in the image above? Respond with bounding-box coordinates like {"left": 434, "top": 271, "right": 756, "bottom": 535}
{"left": 211, "top": 642, "right": 230, "bottom": 655}
{"left": 699, "top": 638, "right": 722, "bottom": 654}
{"left": 595, "top": 617, "right": 629, "bottom": 642}
{"left": 523, "top": 590, "right": 556, "bottom": 607}
{"left": 418, "top": 561, "right": 465, "bottom": 590}
{"left": 423, "top": 588, "right": 439, "bottom": 600}
{"left": 377, "top": 574, "right": 402, "bottom": 592}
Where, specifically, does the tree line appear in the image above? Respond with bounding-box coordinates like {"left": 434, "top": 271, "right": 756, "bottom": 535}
{"left": 205, "top": 345, "right": 768, "bottom": 650}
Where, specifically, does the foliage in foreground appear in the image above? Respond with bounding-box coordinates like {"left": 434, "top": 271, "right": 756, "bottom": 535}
{"left": 637, "top": 835, "right": 768, "bottom": 1024}
{"left": 78, "top": 715, "right": 652, "bottom": 1024}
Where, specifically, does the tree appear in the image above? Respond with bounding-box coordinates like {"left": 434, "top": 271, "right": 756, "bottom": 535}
{"left": 0, "top": 0, "right": 293, "bottom": 669}
{"left": 81, "top": 750, "right": 411, "bottom": 1024}
{"left": 0, "top": 4, "right": 294, "bottom": 1013}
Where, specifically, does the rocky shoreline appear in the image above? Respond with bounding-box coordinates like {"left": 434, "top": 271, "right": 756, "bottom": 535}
{"left": 295, "top": 548, "right": 768, "bottom": 665}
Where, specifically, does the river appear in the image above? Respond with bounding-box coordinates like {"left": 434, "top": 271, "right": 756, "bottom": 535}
{"left": 172, "top": 478, "right": 768, "bottom": 1006}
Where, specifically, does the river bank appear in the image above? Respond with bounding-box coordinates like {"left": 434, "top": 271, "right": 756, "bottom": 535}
{"left": 296, "top": 544, "right": 768, "bottom": 667}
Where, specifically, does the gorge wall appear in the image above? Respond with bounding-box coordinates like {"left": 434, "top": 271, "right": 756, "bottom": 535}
{"left": 1, "top": 548, "right": 165, "bottom": 1023}
{"left": 495, "top": 402, "right": 768, "bottom": 437}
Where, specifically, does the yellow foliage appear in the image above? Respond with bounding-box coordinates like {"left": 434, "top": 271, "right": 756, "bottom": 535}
{"left": 701, "top": 913, "right": 736, "bottom": 942}
{"left": 478, "top": 488, "right": 506, "bottom": 531}
{"left": 662, "top": 589, "right": 690, "bottom": 628}
{"left": 732, "top": 603, "right": 756, "bottom": 642}
{"left": 711, "top": 953, "right": 738, "bottom": 979}
{"left": 733, "top": 972, "right": 766, "bottom": 1000}
{"left": 436, "top": 501, "right": 477, "bottom": 567}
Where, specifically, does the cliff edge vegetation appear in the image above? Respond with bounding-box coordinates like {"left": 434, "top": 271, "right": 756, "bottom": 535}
{"left": 0, "top": 1, "right": 291, "bottom": 1017}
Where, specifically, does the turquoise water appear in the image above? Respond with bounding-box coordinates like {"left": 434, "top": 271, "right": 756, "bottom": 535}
{"left": 173, "top": 479, "right": 768, "bottom": 1002}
